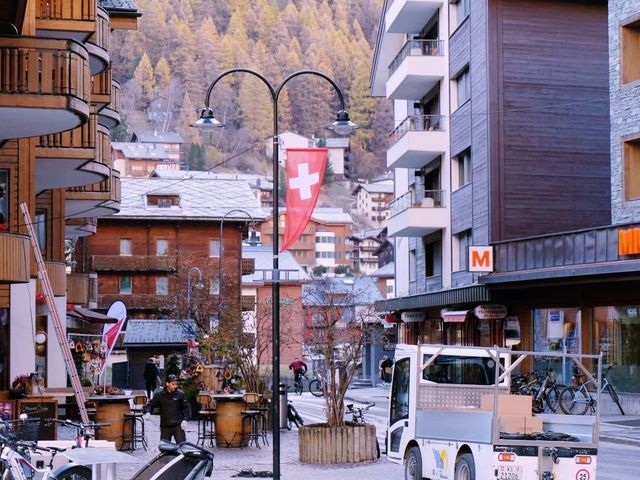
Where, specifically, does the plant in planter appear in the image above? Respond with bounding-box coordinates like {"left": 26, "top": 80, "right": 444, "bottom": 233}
{"left": 299, "top": 277, "right": 384, "bottom": 464}
{"left": 9, "top": 374, "right": 31, "bottom": 399}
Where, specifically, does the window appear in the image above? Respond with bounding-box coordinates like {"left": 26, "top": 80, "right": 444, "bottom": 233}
{"left": 624, "top": 138, "right": 640, "bottom": 200}
{"left": 422, "top": 354, "right": 501, "bottom": 385}
{"left": 424, "top": 238, "right": 442, "bottom": 278}
{"left": 209, "top": 315, "right": 219, "bottom": 332}
{"left": 156, "top": 239, "right": 168, "bottom": 256}
{"left": 209, "top": 240, "right": 221, "bottom": 257}
{"left": 454, "top": 229, "right": 472, "bottom": 271}
{"left": 622, "top": 18, "right": 640, "bottom": 84}
{"left": 35, "top": 209, "right": 46, "bottom": 252}
{"left": 0, "top": 170, "right": 7, "bottom": 228}
{"left": 389, "top": 358, "right": 410, "bottom": 426}
{"left": 119, "top": 239, "right": 132, "bottom": 256}
{"left": 409, "top": 249, "right": 417, "bottom": 283}
{"left": 119, "top": 276, "right": 132, "bottom": 294}
{"left": 453, "top": 149, "right": 472, "bottom": 189}
{"left": 156, "top": 276, "right": 168, "bottom": 295}
{"left": 454, "top": 67, "right": 470, "bottom": 109}
{"left": 210, "top": 277, "right": 220, "bottom": 295}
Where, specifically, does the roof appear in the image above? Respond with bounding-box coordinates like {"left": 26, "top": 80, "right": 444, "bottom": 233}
{"left": 323, "top": 138, "right": 350, "bottom": 148}
{"left": 302, "top": 277, "right": 383, "bottom": 306}
{"left": 123, "top": 319, "right": 196, "bottom": 346}
{"left": 352, "top": 182, "right": 393, "bottom": 195}
{"left": 350, "top": 229, "right": 383, "bottom": 241}
{"left": 369, "top": 262, "right": 394, "bottom": 278}
{"left": 115, "top": 177, "right": 266, "bottom": 221}
{"left": 98, "top": 0, "right": 139, "bottom": 13}
{"left": 131, "top": 131, "right": 184, "bottom": 144}
{"left": 268, "top": 207, "right": 352, "bottom": 224}
{"left": 67, "top": 307, "right": 117, "bottom": 324}
{"left": 242, "top": 245, "right": 309, "bottom": 283}
{"left": 150, "top": 170, "right": 274, "bottom": 190}
{"left": 112, "top": 142, "right": 171, "bottom": 160}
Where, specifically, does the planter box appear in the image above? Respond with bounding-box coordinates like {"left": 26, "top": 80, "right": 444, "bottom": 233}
{"left": 298, "top": 423, "right": 377, "bottom": 464}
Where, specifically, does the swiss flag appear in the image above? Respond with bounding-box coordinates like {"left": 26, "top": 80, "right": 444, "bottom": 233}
{"left": 281, "top": 148, "right": 328, "bottom": 252}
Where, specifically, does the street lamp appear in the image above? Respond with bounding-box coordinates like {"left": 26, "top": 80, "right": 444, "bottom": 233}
{"left": 218, "top": 209, "right": 260, "bottom": 313}
{"left": 194, "top": 68, "right": 356, "bottom": 480}
{"left": 186, "top": 266, "right": 204, "bottom": 320}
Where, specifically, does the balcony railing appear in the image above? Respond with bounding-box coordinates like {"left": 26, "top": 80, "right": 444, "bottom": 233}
{"left": 88, "top": 7, "right": 110, "bottom": 52}
{"left": 91, "top": 68, "right": 111, "bottom": 101}
{"left": 36, "top": 0, "right": 95, "bottom": 21}
{"left": 38, "top": 110, "right": 96, "bottom": 150}
{"left": 0, "top": 233, "right": 30, "bottom": 283}
{"left": 36, "top": 261, "right": 66, "bottom": 296}
{"left": 245, "top": 268, "right": 306, "bottom": 283}
{"left": 389, "top": 39, "right": 444, "bottom": 75}
{"left": 91, "top": 255, "right": 178, "bottom": 272}
{"left": 389, "top": 190, "right": 445, "bottom": 217}
{"left": 389, "top": 114, "right": 445, "bottom": 145}
{"left": 241, "top": 258, "right": 256, "bottom": 275}
{"left": 67, "top": 273, "right": 98, "bottom": 306}
{"left": 98, "top": 294, "right": 176, "bottom": 310}
{"left": 0, "top": 37, "right": 90, "bottom": 103}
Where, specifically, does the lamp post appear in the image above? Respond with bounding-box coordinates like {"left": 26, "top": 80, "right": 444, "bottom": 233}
{"left": 194, "top": 68, "right": 356, "bottom": 479}
{"left": 186, "top": 266, "right": 203, "bottom": 320}
{"left": 218, "top": 209, "right": 260, "bottom": 314}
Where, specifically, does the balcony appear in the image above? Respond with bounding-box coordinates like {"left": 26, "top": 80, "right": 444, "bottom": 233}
{"left": 387, "top": 39, "right": 446, "bottom": 100}
{"left": 387, "top": 190, "right": 448, "bottom": 237}
{"left": 91, "top": 255, "right": 178, "bottom": 272}
{"left": 65, "top": 217, "right": 97, "bottom": 237}
{"left": 36, "top": 111, "right": 110, "bottom": 192}
{"left": 36, "top": 0, "right": 96, "bottom": 42}
{"left": 387, "top": 114, "right": 447, "bottom": 169}
{"left": 97, "top": 80, "right": 121, "bottom": 129}
{"left": 385, "top": 0, "right": 443, "bottom": 33}
{"left": 241, "top": 295, "right": 256, "bottom": 311}
{"left": 66, "top": 161, "right": 120, "bottom": 218}
{"left": 0, "top": 233, "right": 30, "bottom": 283}
{"left": 85, "top": 7, "right": 110, "bottom": 75}
{"left": 241, "top": 258, "right": 256, "bottom": 275}
{"left": 36, "top": 261, "right": 66, "bottom": 297}
{"left": 98, "top": 294, "right": 176, "bottom": 310}
{"left": 67, "top": 273, "right": 98, "bottom": 307}
{"left": 0, "top": 37, "right": 91, "bottom": 140}
{"left": 91, "top": 68, "right": 111, "bottom": 107}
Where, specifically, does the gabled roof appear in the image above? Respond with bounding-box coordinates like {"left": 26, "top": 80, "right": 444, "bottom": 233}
{"left": 302, "top": 277, "right": 383, "bottom": 306}
{"left": 131, "top": 131, "right": 184, "bottom": 144}
{"left": 350, "top": 229, "right": 383, "bottom": 241}
{"left": 369, "top": 262, "right": 394, "bottom": 278}
{"left": 267, "top": 207, "right": 352, "bottom": 225}
{"left": 115, "top": 177, "right": 266, "bottom": 221}
{"left": 112, "top": 142, "right": 171, "bottom": 160}
{"left": 352, "top": 182, "right": 393, "bottom": 195}
{"left": 123, "top": 319, "right": 195, "bottom": 346}
{"left": 242, "top": 245, "right": 309, "bottom": 284}
{"left": 99, "top": 0, "right": 140, "bottom": 14}
{"left": 150, "top": 170, "right": 274, "bottom": 191}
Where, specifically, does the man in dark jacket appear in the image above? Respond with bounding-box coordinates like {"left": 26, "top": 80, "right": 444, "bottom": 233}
{"left": 143, "top": 357, "right": 160, "bottom": 399}
{"left": 144, "top": 374, "right": 190, "bottom": 443}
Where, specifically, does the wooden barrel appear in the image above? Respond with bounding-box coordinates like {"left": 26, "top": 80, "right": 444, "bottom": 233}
{"left": 215, "top": 400, "right": 247, "bottom": 448}
{"left": 95, "top": 400, "right": 130, "bottom": 450}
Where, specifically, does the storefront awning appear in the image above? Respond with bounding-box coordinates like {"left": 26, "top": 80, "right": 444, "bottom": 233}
{"left": 442, "top": 310, "right": 470, "bottom": 323}
{"left": 375, "top": 285, "right": 492, "bottom": 312}
{"left": 67, "top": 307, "right": 117, "bottom": 324}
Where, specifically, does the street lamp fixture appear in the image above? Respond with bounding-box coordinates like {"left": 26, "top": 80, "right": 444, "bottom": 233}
{"left": 187, "top": 266, "right": 204, "bottom": 320}
{"left": 194, "top": 68, "right": 356, "bottom": 480}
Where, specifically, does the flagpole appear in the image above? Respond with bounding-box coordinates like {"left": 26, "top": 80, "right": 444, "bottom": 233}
{"left": 193, "top": 69, "right": 356, "bottom": 480}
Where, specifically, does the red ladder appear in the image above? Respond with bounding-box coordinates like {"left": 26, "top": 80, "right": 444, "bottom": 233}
{"left": 20, "top": 203, "right": 90, "bottom": 424}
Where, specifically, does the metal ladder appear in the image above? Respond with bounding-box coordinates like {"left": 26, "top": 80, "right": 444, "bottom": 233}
{"left": 20, "top": 202, "right": 90, "bottom": 424}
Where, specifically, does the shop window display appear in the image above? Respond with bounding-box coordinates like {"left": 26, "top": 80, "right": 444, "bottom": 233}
{"left": 533, "top": 308, "right": 582, "bottom": 384}
{"left": 593, "top": 306, "right": 640, "bottom": 393}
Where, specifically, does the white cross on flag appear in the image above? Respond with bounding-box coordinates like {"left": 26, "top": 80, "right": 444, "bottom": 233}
{"left": 281, "top": 148, "right": 328, "bottom": 252}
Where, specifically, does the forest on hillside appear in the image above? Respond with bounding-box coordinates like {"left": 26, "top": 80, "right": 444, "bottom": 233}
{"left": 109, "top": 0, "right": 391, "bottom": 178}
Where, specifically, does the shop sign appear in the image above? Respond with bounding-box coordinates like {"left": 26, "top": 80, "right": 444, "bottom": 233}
{"left": 265, "top": 297, "right": 296, "bottom": 305}
{"left": 619, "top": 228, "right": 640, "bottom": 255}
{"left": 468, "top": 246, "right": 493, "bottom": 272}
{"left": 401, "top": 311, "right": 426, "bottom": 323}
{"left": 474, "top": 304, "right": 507, "bottom": 320}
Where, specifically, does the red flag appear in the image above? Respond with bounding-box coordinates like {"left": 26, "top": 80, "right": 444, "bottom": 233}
{"left": 100, "top": 301, "right": 127, "bottom": 371}
{"left": 281, "top": 148, "right": 328, "bottom": 252}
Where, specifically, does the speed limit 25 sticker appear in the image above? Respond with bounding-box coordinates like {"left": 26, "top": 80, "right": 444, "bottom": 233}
{"left": 576, "top": 469, "right": 590, "bottom": 480}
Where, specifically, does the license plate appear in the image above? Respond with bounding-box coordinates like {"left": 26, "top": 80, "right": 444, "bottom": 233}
{"left": 497, "top": 465, "right": 522, "bottom": 480}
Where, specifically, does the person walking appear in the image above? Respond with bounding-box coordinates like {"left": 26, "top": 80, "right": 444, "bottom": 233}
{"left": 144, "top": 374, "right": 190, "bottom": 443}
{"left": 143, "top": 357, "right": 160, "bottom": 399}
{"left": 288, "top": 357, "right": 308, "bottom": 385}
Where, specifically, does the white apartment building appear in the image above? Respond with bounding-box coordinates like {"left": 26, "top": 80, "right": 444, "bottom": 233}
{"left": 352, "top": 181, "right": 393, "bottom": 227}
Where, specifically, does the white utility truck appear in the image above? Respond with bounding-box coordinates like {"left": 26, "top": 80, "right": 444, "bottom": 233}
{"left": 387, "top": 344, "right": 601, "bottom": 480}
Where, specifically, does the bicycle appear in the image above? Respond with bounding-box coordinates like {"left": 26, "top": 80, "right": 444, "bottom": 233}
{"left": 292, "top": 372, "right": 306, "bottom": 396}
{"left": 46, "top": 418, "right": 110, "bottom": 448}
{"left": 344, "top": 402, "right": 380, "bottom": 458}
{"left": 0, "top": 420, "right": 91, "bottom": 480}
{"left": 511, "top": 370, "right": 561, "bottom": 413}
{"left": 308, "top": 370, "right": 324, "bottom": 397}
{"left": 286, "top": 401, "right": 304, "bottom": 430}
{"left": 559, "top": 364, "right": 625, "bottom": 415}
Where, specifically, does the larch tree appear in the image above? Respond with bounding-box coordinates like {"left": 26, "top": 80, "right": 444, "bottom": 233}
{"left": 133, "top": 53, "right": 156, "bottom": 108}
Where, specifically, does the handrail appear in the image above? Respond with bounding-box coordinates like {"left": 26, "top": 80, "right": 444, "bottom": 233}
{"left": 389, "top": 114, "right": 445, "bottom": 145}
{"left": 389, "top": 38, "right": 444, "bottom": 75}
{"left": 36, "top": 0, "right": 95, "bottom": 21}
{"left": 389, "top": 190, "right": 446, "bottom": 217}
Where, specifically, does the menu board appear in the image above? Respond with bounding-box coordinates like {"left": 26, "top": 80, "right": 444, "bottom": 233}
{"left": 17, "top": 398, "right": 57, "bottom": 440}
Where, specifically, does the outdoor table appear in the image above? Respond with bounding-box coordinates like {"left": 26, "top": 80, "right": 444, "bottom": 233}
{"left": 87, "top": 395, "right": 133, "bottom": 450}
{"left": 61, "top": 447, "right": 136, "bottom": 480}
{"left": 210, "top": 393, "right": 246, "bottom": 447}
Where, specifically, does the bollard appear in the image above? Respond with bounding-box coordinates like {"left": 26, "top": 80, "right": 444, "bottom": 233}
{"left": 279, "top": 383, "right": 288, "bottom": 429}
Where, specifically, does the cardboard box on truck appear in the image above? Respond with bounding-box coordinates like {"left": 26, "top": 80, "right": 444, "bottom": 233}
{"left": 480, "top": 394, "right": 532, "bottom": 416}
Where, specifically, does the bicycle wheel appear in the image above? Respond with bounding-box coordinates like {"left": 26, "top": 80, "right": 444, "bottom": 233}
{"left": 544, "top": 386, "right": 561, "bottom": 413}
{"left": 309, "top": 379, "right": 323, "bottom": 397}
{"left": 54, "top": 465, "right": 92, "bottom": 480}
{"left": 607, "top": 385, "right": 625, "bottom": 415}
{"left": 559, "top": 387, "right": 589, "bottom": 415}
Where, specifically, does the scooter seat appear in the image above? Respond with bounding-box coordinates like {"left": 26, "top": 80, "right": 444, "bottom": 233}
{"left": 158, "top": 440, "right": 180, "bottom": 454}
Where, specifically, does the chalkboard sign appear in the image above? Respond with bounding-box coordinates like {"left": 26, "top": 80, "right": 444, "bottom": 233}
{"left": 17, "top": 398, "right": 57, "bottom": 440}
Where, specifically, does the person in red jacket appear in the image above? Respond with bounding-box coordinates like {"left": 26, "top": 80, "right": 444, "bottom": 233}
{"left": 288, "top": 357, "right": 308, "bottom": 384}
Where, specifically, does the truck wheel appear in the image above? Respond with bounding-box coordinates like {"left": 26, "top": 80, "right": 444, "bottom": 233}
{"left": 455, "top": 453, "right": 475, "bottom": 480}
{"left": 405, "top": 446, "right": 422, "bottom": 480}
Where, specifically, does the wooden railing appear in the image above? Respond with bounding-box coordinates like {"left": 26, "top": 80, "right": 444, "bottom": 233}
{"left": 111, "top": 80, "right": 121, "bottom": 112}
{"left": 87, "top": 7, "right": 110, "bottom": 52}
{"left": 98, "top": 294, "right": 176, "bottom": 310}
{"left": 37, "top": 261, "right": 66, "bottom": 296}
{"left": 36, "top": 0, "right": 95, "bottom": 21}
{"left": 96, "top": 123, "right": 109, "bottom": 165}
{"left": 91, "top": 255, "right": 178, "bottom": 272}
{"left": 38, "top": 110, "right": 96, "bottom": 149}
{"left": 0, "top": 37, "right": 90, "bottom": 103}
{"left": 0, "top": 233, "right": 30, "bottom": 283}
{"left": 91, "top": 67, "right": 111, "bottom": 98}
{"left": 67, "top": 272, "right": 97, "bottom": 305}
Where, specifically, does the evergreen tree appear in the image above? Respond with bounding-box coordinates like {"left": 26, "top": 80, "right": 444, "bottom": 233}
{"left": 133, "top": 53, "right": 156, "bottom": 108}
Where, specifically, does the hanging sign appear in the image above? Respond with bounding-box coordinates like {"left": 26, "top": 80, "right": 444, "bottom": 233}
{"left": 474, "top": 304, "right": 507, "bottom": 320}
{"left": 468, "top": 246, "right": 493, "bottom": 272}
{"left": 401, "top": 311, "right": 426, "bottom": 323}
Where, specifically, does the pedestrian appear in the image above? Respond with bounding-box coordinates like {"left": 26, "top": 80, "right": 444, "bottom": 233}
{"left": 143, "top": 357, "right": 160, "bottom": 399}
{"left": 144, "top": 374, "right": 190, "bottom": 444}
{"left": 288, "top": 357, "right": 308, "bottom": 384}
